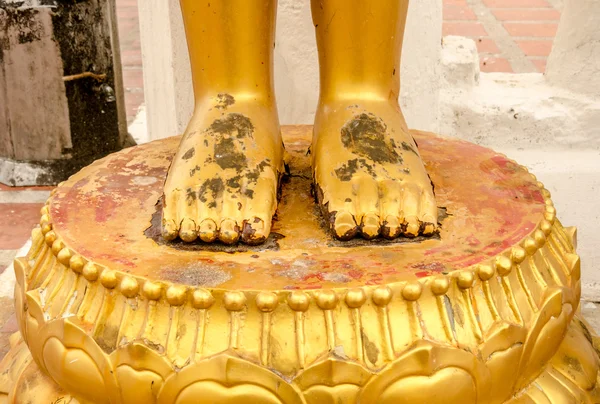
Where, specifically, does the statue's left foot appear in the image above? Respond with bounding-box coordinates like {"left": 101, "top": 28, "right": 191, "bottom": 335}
{"left": 313, "top": 101, "right": 438, "bottom": 240}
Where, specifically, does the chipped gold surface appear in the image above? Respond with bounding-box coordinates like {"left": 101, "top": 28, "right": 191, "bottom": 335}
{"left": 163, "top": 0, "right": 436, "bottom": 243}
{"left": 161, "top": 0, "right": 284, "bottom": 245}
{"left": 40, "top": 126, "right": 549, "bottom": 290}
{"left": 310, "top": 0, "right": 437, "bottom": 239}
{"left": 0, "top": 127, "right": 598, "bottom": 403}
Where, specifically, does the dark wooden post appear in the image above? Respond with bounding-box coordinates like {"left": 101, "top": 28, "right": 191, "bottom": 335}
{"left": 0, "top": 0, "right": 131, "bottom": 186}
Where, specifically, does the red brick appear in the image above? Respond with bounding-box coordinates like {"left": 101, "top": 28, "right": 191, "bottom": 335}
{"left": 517, "top": 40, "right": 554, "bottom": 56}
{"left": 116, "top": 0, "right": 143, "bottom": 124}
{"left": 0, "top": 204, "right": 44, "bottom": 249}
{"left": 503, "top": 22, "right": 558, "bottom": 38}
{"left": 122, "top": 68, "right": 144, "bottom": 91}
{"left": 475, "top": 38, "right": 500, "bottom": 54}
{"left": 443, "top": 22, "right": 488, "bottom": 37}
{"left": 483, "top": 0, "right": 550, "bottom": 7}
{"left": 0, "top": 184, "right": 54, "bottom": 191}
{"left": 480, "top": 57, "right": 513, "bottom": 73}
{"left": 121, "top": 49, "right": 143, "bottom": 68}
{"left": 444, "top": 5, "right": 477, "bottom": 21}
{"left": 531, "top": 59, "right": 547, "bottom": 73}
{"left": 492, "top": 8, "right": 561, "bottom": 21}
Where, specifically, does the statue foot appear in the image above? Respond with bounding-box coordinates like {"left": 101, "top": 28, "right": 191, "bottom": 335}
{"left": 162, "top": 94, "right": 284, "bottom": 245}
{"left": 313, "top": 101, "right": 438, "bottom": 240}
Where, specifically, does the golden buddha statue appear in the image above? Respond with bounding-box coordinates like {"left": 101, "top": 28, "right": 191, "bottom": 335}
{"left": 162, "top": 0, "right": 437, "bottom": 245}
{"left": 1, "top": 0, "right": 599, "bottom": 403}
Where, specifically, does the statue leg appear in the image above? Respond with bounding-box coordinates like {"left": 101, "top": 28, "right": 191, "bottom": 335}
{"left": 311, "top": 0, "right": 438, "bottom": 240}
{"left": 162, "top": 0, "right": 283, "bottom": 245}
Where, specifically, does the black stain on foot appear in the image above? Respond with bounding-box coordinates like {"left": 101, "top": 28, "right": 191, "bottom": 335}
{"left": 335, "top": 159, "right": 359, "bottom": 181}
{"left": 190, "top": 165, "right": 201, "bottom": 177}
{"left": 401, "top": 141, "right": 418, "bottom": 156}
{"left": 227, "top": 175, "right": 242, "bottom": 189}
{"left": 208, "top": 113, "right": 254, "bottom": 171}
{"left": 185, "top": 189, "right": 197, "bottom": 206}
{"left": 246, "top": 160, "right": 271, "bottom": 183}
{"left": 182, "top": 147, "right": 195, "bottom": 161}
{"left": 199, "top": 178, "right": 224, "bottom": 203}
{"left": 215, "top": 93, "right": 235, "bottom": 110}
{"left": 341, "top": 113, "right": 402, "bottom": 164}
{"left": 359, "top": 158, "right": 377, "bottom": 177}
{"left": 214, "top": 137, "right": 247, "bottom": 171}
{"left": 334, "top": 158, "right": 377, "bottom": 181}
{"left": 209, "top": 113, "right": 254, "bottom": 139}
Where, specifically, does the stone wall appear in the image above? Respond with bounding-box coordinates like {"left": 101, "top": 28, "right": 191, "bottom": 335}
{"left": 0, "top": 0, "right": 129, "bottom": 185}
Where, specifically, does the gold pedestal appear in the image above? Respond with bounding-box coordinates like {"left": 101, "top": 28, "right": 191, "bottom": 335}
{"left": 0, "top": 126, "right": 598, "bottom": 403}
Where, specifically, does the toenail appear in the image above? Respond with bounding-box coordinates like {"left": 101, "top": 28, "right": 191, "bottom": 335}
{"left": 333, "top": 211, "right": 358, "bottom": 241}
{"left": 382, "top": 215, "right": 401, "bottom": 239}
{"left": 422, "top": 222, "right": 436, "bottom": 236}
{"left": 404, "top": 216, "right": 420, "bottom": 238}
{"left": 179, "top": 219, "right": 198, "bottom": 242}
{"left": 360, "top": 214, "right": 381, "bottom": 240}
{"left": 199, "top": 219, "right": 217, "bottom": 243}
{"left": 219, "top": 219, "right": 240, "bottom": 245}
{"left": 162, "top": 220, "right": 179, "bottom": 241}
{"left": 180, "top": 230, "right": 198, "bottom": 243}
{"left": 242, "top": 218, "right": 267, "bottom": 246}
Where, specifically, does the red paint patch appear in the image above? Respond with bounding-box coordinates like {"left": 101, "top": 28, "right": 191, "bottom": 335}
{"left": 466, "top": 235, "right": 481, "bottom": 247}
{"left": 347, "top": 269, "right": 364, "bottom": 280}
{"left": 44, "top": 128, "right": 549, "bottom": 290}
{"left": 95, "top": 197, "right": 119, "bottom": 223}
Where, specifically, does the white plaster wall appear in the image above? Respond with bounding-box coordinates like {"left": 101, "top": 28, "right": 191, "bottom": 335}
{"left": 138, "top": 0, "right": 193, "bottom": 141}
{"left": 546, "top": 0, "right": 600, "bottom": 97}
{"left": 139, "top": 0, "right": 443, "bottom": 139}
{"left": 273, "top": 0, "right": 319, "bottom": 126}
{"left": 401, "top": 0, "right": 442, "bottom": 134}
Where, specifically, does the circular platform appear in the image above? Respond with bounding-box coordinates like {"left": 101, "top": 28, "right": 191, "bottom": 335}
{"left": 4, "top": 126, "right": 595, "bottom": 404}
{"left": 50, "top": 126, "right": 545, "bottom": 289}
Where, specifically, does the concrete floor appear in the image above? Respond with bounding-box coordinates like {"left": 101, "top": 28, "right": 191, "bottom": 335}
{"left": 582, "top": 303, "right": 600, "bottom": 332}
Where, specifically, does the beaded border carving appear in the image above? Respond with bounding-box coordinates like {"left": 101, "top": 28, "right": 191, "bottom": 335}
{"left": 11, "top": 174, "right": 585, "bottom": 403}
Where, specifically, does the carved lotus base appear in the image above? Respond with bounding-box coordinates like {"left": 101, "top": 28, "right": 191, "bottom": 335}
{"left": 2, "top": 315, "right": 599, "bottom": 403}
{"left": 0, "top": 126, "right": 596, "bottom": 403}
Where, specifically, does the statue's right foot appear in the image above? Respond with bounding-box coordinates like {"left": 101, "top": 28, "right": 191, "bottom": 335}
{"left": 312, "top": 100, "right": 438, "bottom": 240}
{"left": 162, "top": 94, "right": 284, "bottom": 245}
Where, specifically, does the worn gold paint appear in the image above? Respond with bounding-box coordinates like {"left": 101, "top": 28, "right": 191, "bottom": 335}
{"left": 162, "top": 0, "right": 436, "bottom": 244}
{"left": 0, "top": 129, "right": 599, "bottom": 402}
{"left": 39, "top": 127, "right": 546, "bottom": 290}
{"left": 161, "top": 0, "right": 284, "bottom": 245}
